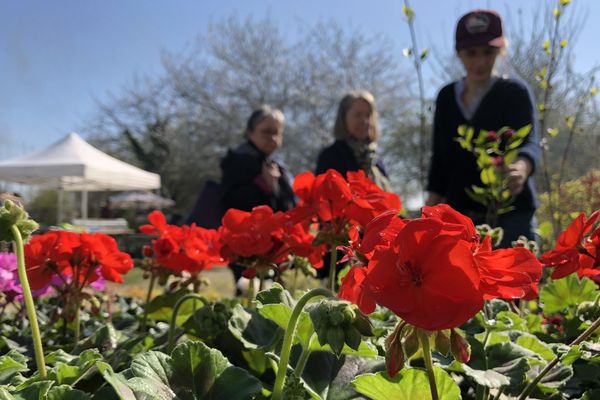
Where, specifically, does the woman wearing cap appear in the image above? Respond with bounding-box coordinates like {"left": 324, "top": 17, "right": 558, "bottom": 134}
{"left": 426, "top": 9, "right": 540, "bottom": 248}
{"left": 316, "top": 90, "right": 391, "bottom": 191}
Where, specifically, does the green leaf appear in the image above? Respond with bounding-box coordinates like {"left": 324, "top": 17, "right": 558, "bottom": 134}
{"left": 515, "top": 334, "right": 555, "bottom": 361}
{"left": 1, "top": 380, "right": 53, "bottom": 400}
{"left": 47, "top": 385, "right": 92, "bottom": 400}
{"left": 352, "top": 366, "right": 460, "bottom": 400}
{"left": 96, "top": 361, "right": 136, "bottom": 400}
{"left": 0, "top": 351, "right": 29, "bottom": 385}
{"left": 72, "top": 324, "right": 120, "bottom": 355}
{"left": 308, "top": 336, "right": 378, "bottom": 357}
{"left": 171, "top": 342, "right": 262, "bottom": 400}
{"left": 255, "top": 283, "right": 295, "bottom": 307}
{"left": 125, "top": 342, "right": 262, "bottom": 400}
{"left": 540, "top": 274, "right": 599, "bottom": 314}
{"left": 480, "top": 168, "right": 497, "bottom": 185}
{"left": 228, "top": 304, "right": 281, "bottom": 350}
{"left": 146, "top": 289, "right": 199, "bottom": 325}
{"left": 47, "top": 349, "right": 103, "bottom": 386}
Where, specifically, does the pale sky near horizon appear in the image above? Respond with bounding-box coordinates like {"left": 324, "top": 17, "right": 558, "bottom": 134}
{"left": 1, "top": 0, "right": 598, "bottom": 160}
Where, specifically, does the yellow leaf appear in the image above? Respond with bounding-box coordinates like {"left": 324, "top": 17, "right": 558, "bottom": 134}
{"left": 542, "top": 40, "right": 550, "bottom": 51}
{"left": 560, "top": 0, "right": 571, "bottom": 6}
{"left": 537, "top": 103, "right": 546, "bottom": 112}
{"left": 565, "top": 116, "right": 575, "bottom": 129}
{"left": 547, "top": 127, "right": 559, "bottom": 137}
{"left": 402, "top": 5, "right": 415, "bottom": 19}
{"left": 560, "top": 39, "right": 568, "bottom": 48}
{"left": 539, "top": 80, "right": 548, "bottom": 90}
{"left": 553, "top": 8, "right": 561, "bottom": 17}
{"left": 591, "top": 87, "right": 598, "bottom": 95}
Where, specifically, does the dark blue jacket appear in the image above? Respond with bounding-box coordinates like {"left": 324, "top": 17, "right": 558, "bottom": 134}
{"left": 220, "top": 141, "right": 296, "bottom": 213}
{"left": 427, "top": 78, "right": 540, "bottom": 213}
{"left": 315, "top": 140, "right": 388, "bottom": 177}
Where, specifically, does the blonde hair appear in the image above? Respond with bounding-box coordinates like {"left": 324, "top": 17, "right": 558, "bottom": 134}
{"left": 245, "top": 105, "right": 285, "bottom": 135}
{"left": 333, "top": 90, "right": 379, "bottom": 141}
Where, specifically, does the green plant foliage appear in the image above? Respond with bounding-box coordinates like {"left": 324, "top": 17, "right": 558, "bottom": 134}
{"left": 540, "top": 275, "right": 599, "bottom": 315}
{"left": 352, "top": 366, "right": 460, "bottom": 400}
{"left": 130, "top": 341, "right": 262, "bottom": 400}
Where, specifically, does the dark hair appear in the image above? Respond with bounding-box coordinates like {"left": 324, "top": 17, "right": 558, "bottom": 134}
{"left": 245, "top": 105, "right": 285, "bottom": 135}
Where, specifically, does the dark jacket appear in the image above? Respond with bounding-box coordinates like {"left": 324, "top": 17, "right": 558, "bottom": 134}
{"left": 315, "top": 140, "right": 388, "bottom": 177}
{"left": 220, "top": 141, "right": 296, "bottom": 213}
{"left": 427, "top": 77, "right": 540, "bottom": 214}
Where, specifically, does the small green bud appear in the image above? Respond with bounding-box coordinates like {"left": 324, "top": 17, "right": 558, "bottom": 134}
{"left": 403, "top": 328, "right": 420, "bottom": 359}
{"left": 326, "top": 327, "right": 346, "bottom": 356}
{"left": 344, "top": 326, "right": 362, "bottom": 350}
{"left": 435, "top": 330, "right": 451, "bottom": 356}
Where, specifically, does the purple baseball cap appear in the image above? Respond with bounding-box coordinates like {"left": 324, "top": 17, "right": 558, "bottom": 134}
{"left": 455, "top": 10, "right": 505, "bottom": 51}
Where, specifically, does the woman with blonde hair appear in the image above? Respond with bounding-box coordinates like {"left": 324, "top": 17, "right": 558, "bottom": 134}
{"left": 316, "top": 90, "right": 391, "bottom": 191}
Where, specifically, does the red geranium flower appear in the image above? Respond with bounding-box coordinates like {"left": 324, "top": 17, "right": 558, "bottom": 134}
{"left": 24, "top": 231, "right": 79, "bottom": 290}
{"left": 345, "top": 170, "right": 402, "bottom": 228}
{"left": 362, "top": 218, "right": 482, "bottom": 331}
{"left": 540, "top": 210, "right": 600, "bottom": 279}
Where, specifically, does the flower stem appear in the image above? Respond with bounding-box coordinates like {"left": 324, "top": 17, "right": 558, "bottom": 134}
{"left": 141, "top": 271, "right": 156, "bottom": 332}
{"left": 271, "top": 288, "right": 333, "bottom": 400}
{"left": 11, "top": 225, "right": 46, "bottom": 379}
{"left": 517, "top": 315, "right": 600, "bottom": 400}
{"left": 327, "top": 246, "right": 338, "bottom": 292}
{"left": 417, "top": 329, "right": 438, "bottom": 400}
{"left": 73, "top": 294, "right": 81, "bottom": 345}
{"left": 166, "top": 293, "right": 208, "bottom": 353}
{"left": 294, "top": 334, "right": 315, "bottom": 378}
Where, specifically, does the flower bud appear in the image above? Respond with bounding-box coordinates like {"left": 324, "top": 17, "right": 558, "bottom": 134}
{"left": 486, "top": 131, "right": 498, "bottom": 142}
{"left": 143, "top": 245, "right": 154, "bottom": 258}
{"left": 435, "top": 330, "right": 451, "bottom": 356}
{"left": 403, "top": 328, "right": 420, "bottom": 359}
{"left": 450, "top": 328, "right": 471, "bottom": 363}
{"left": 384, "top": 323, "right": 405, "bottom": 377}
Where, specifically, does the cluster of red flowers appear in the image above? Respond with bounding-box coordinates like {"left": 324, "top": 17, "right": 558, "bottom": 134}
{"left": 24, "top": 230, "right": 133, "bottom": 291}
{"left": 140, "top": 211, "right": 224, "bottom": 273}
{"left": 540, "top": 210, "right": 600, "bottom": 281}
{"left": 291, "top": 170, "right": 402, "bottom": 231}
{"left": 338, "top": 204, "right": 543, "bottom": 331}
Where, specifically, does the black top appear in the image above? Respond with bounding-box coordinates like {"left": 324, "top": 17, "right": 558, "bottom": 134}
{"left": 427, "top": 77, "right": 540, "bottom": 213}
{"left": 315, "top": 139, "right": 388, "bottom": 177}
{"left": 220, "top": 140, "right": 296, "bottom": 213}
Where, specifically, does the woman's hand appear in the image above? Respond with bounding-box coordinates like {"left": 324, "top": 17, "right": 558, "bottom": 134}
{"left": 506, "top": 157, "right": 532, "bottom": 196}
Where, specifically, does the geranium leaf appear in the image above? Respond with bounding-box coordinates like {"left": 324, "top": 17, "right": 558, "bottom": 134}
{"left": 0, "top": 351, "right": 28, "bottom": 385}
{"left": 72, "top": 324, "right": 120, "bottom": 355}
{"left": 47, "top": 385, "right": 92, "bottom": 400}
{"left": 146, "top": 289, "right": 198, "bottom": 325}
{"left": 228, "top": 304, "right": 281, "bottom": 350}
{"left": 302, "top": 354, "right": 384, "bottom": 400}
{"left": 540, "top": 275, "right": 598, "bottom": 315}
{"left": 255, "top": 283, "right": 295, "bottom": 307}
{"left": 515, "top": 333, "right": 556, "bottom": 361}
{"left": 0, "top": 380, "right": 53, "bottom": 400}
{"left": 352, "top": 366, "right": 460, "bottom": 400}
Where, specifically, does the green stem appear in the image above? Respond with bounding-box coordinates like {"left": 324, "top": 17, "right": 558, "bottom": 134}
{"left": 11, "top": 225, "right": 46, "bottom": 379}
{"left": 259, "top": 270, "right": 266, "bottom": 292}
{"left": 418, "top": 329, "right": 438, "bottom": 400}
{"left": 166, "top": 293, "right": 208, "bottom": 353}
{"left": 73, "top": 294, "right": 81, "bottom": 345}
{"left": 517, "top": 315, "right": 600, "bottom": 400}
{"left": 492, "top": 387, "right": 504, "bottom": 400}
{"left": 246, "top": 277, "right": 255, "bottom": 304}
{"left": 327, "top": 246, "right": 338, "bottom": 292}
{"left": 294, "top": 335, "right": 315, "bottom": 378}
{"left": 271, "top": 288, "right": 333, "bottom": 400}
{"left": 141, "top": 272, "right": 156, "bottom": 332}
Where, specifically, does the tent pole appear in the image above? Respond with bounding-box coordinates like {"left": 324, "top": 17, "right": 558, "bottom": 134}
{"left": 81, "top": 190, "right": 88, "bottom": 220}
{"left": 57, "top": 189, "right": 64, "bottom": 225}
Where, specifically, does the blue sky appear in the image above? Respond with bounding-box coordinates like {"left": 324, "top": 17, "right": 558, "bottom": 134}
{"left": 1, "top": 0, "right": 598, "bottom": 159}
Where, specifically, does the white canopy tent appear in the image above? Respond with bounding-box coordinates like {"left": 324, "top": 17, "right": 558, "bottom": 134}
{"left": 0, "top": 133, "right": 161, "bottom": 221}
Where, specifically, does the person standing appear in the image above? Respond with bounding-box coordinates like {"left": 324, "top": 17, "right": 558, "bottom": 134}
{"left": 316, "top": 90, "right": 391, "bottom": 191}
{"left": 220, "top": 105, "right": 295, "bottom": 293}
{"left": 426, "top": 9, "right": 540, "bottom": 248}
